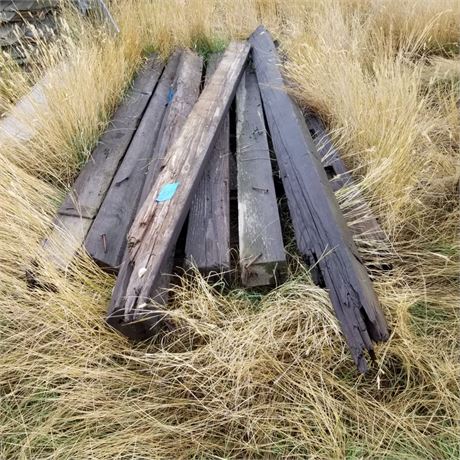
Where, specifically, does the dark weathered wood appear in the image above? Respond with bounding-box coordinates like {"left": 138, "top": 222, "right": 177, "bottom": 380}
{"left": 250, "top": 26, "right": 388, "bottom": 372}
{"left": 139, "top": 51, "right": 203, "bottom": 204}
{"left": 42, "top": 55, "right": 163, "bottom": 269}
{"left": 185, "top": 53, "right": 231, "bottom": 276}
{"left": 59, "top": 55, "right": 163, "bottom": 219}
{"left": 106, "top": 50, "right": 204, "bottom": 334}
{"left": 84, "top": 52, "right": 182, "bottom": 270}
{"left": 305, "top": 112, "right": 388, "bottom": 245}
{"left": 236, "top": 68, "right": 285, "bottom": 286}
{"left": 108, "top": 42, "right": 250, "bottom": 335}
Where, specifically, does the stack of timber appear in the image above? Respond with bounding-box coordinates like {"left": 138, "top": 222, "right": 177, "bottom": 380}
{"left": 0, "top": 1, "right": 60, "bottom": 65}
{"left": 42, "top": 54, "right": 164, "bottom": 268}
{"left": 36, "top": 30, "right": 389, "bottom": 372}
{"left": 0, "top": 1, "right": 118, "bottom": 65}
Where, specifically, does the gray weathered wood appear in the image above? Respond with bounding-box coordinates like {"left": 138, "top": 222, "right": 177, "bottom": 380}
{"left": 236, "top": 68, "right": 285, "bottom": 286}
{"left": 41, "top": 214, "right": 92, "bottom": 269}
{"left": 0, "top": 16, "right": 55, "bottom": 47}
{"left": 0, "top": 1, "right": 57, "bottom": 23}
{"left": 0, "top": 64, "right": 52, "bottom": 142}
{"left": 41, "top": 55, "right": 163, "bottom": 270}
{"left": 250, "top": 26, "right": 388, "bottom": 373}
{"left": 85, "top": 51, "right": 201, "bottom": 270}
{"left": 59, "top": 55, "right": 163, "bottom": 220}
{"left": 107, "top": 50, "right": 204, "bottom": 336}
{"left": 185, "top": 53, "right": 231, "bottom": 276}
{"left": 0, "top": 0, "right": 58, "bottom": 10}
{"left": 305, "top": 112, "right": 388, "bottom": 245}
{"left": 139, "top": 51, "right": 203, "bottom": 204}
{"left": 108, "top": 41, "right": 250, "bottom": 335}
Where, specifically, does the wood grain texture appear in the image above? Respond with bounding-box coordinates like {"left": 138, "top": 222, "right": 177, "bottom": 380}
{"left": 84, "top": 52, "right": 182, "bottom": 270}
{"left": 185, "top": 53, "right": 231, "bottom": 276}
{"left": 106, "top": 50, "right": 204, "bottom": 334}
{"left": 305, "top": 112, "right": 388, "bottom": 245}
{"left": 139, "top": 50, "right": 203, "bottom": 204}
{"left": 59, "top": 55, "right": 163, "bottom": 220}
{"left": 108, "top": 41, "right": 250, "bottom": 332}
{"left": 236, "top": 68, "right": 285, "bottom": 286}
{"left": 250, "top": 26, "right": 388, "bottom": 372}
{"left": 42, "top": 55, "right": 163, "bottom": 270}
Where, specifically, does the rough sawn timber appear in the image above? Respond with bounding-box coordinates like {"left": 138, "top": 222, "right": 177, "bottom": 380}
{"left": 139, "top": 51, "right": 203, "bottom": 204}
{"left": 236, "top": 68, "right": 285, "bottom": 286}
{"left": 84, "top": 52, "right": 182, "bottom": 270}
{"left": 250, "top": 26, "right": 388, "bottom": 372}
{"left": 185, "top": 53, "right": 231, "bottom": 276}
{"left": 108, "top": 41, "right": 250, "bottom": 334}
{"left": 41, "top": 55, "right": 163, "bottom": 270}
{"left": 106, "top": 51, "right": 203, "bottom": 337}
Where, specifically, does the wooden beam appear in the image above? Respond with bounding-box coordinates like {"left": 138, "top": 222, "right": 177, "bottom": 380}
{"left": 106, "top": 50, "right": 204, "bottom": 336}
{"left": 139, "top": 51, "right": 203, "bottom": 204}
{"left": 84, "top": 52, "right": 183, "bottom": 270}
{"left": 0, "top": 1, "right": 58, "bottom": 22}
{"left": 236, "top": 68, "right": 285, "bottom": 286}
{"left": 250, "top": 26, "right": 388, "bottom": 372}
{"left": 185, "top": 53, "right": 231, "bottom": 276}
{"left": 41, "top": 55, "right": 163, "bottom": 270}
{"left": 305, "top": 112, "right": 388, "bottom": 245}
{"left": 107, "top": 41, "right": 250, "bottom": 334}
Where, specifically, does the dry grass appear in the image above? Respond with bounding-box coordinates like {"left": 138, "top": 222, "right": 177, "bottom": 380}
{"left": 0, "top": 0, "right": 459, "bottom": 458}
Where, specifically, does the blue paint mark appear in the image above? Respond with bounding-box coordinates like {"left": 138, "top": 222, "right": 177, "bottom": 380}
{"left": 166, "top": 87, "right": 174, "bottom": 105}
{"left": 156, "top": 182, "right": 180, "bottom": 202}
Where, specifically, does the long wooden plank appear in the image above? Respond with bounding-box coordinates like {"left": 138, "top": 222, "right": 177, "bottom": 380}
{"left": 305, "top": 112, "right": 388, "bottom": 245}
{"left": 59, "top": 55, "right": 163, "bottom": 219}
{"left": 0, "top": 0, "right": 58, "bottom": 11}
{"left": 41, "top": 214, "right": 92, "bottom": 270}
{"left": 185, "top": 53, "right": 231, "bottom": 276}
{"left": 108, "top": 41, "right": 250, "bottom": 334}
{"left": 41, "top": 55, "right": 164, "bottom": 270}
{"left": 0, "top": 1, "right": 57, "bottom": 23}
{"left": 250, "top": 26, "right": 388, "bottom": 373}
{"left": 84, "top": 52, "right": 183, "bottom": 270}
{"left": 139, "top": 51, "right": 203, "bottom": 204}
{"left": 236, "top": 68, "right": 285, "bottom": 286}
{"left": 106, "top": 50, "right": 204, "bottom": 335}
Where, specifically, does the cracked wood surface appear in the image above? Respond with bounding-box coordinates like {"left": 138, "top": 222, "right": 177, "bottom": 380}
{"left": 236, "top": 68, "right": 285, "bottom": 287}
{"left": 250, "top": 26, "right": 388, "bottom": 372}
{"left": 108, "top": 42, "right": 250, "bottom": 332}
{"left": 84, "top": 52, "right": 183, "bottom": 270}
{"left": 185, "top": 53, "right": 231, "bottom": 276}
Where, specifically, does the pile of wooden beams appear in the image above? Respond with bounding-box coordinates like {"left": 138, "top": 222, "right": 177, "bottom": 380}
{"left": 0, "top": 1, "right": 60, "bottom": 64}
{"left": 36, "top": 27, "right": 389, "bottom": 372}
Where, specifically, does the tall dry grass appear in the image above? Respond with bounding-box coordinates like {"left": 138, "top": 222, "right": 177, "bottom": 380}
{"left": 0, "top": 0, "right": 459, "bottom": 458}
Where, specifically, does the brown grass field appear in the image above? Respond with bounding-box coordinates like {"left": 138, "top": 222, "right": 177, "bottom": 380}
{"left": 0, "top": 0, "right": 459, "bottom": 458}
